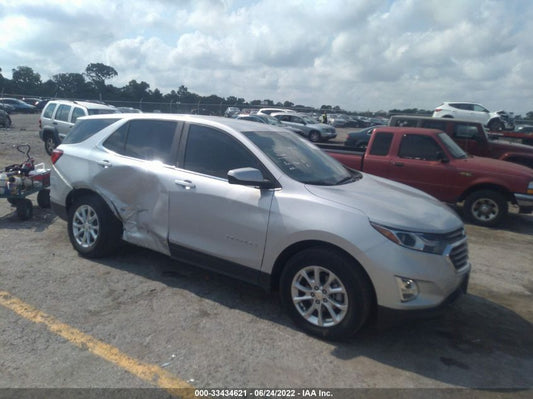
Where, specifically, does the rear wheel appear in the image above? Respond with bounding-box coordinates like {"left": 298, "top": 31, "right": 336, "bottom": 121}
{"left": 68, "top": 195, "right": 122, "bottom": 258}
{"left": 280, "top": 247, "right": 372, "bottom": 340}
{"left": 44, "top": 133, "right": 58, "bottom": 156}
{"left": 464, "top": 190, "right": 507, "bottom": 227}
{"left": 488, "top": 119, "right": 504, "bottom": 131}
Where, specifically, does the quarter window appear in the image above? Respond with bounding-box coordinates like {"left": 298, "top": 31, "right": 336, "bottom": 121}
{"left": 183, "top": 125, "right": 261, "bottom": 179}
{"left": 42, "top": 103, "right": 57, "bottom": 118}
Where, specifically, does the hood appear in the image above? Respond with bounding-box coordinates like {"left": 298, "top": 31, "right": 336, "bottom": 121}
{"left": 459, "top": 155, "right": 533, "bottom": 178}
{"left": 305, "top": 174, "right": 463, "bottom": 233}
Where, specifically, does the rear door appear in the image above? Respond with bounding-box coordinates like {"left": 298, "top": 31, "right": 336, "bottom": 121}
{"left": 167, "top": 123, "right": 274, "bottom": 280}
{"left": 54, "top": 104, "right": 73, "bottom": 139}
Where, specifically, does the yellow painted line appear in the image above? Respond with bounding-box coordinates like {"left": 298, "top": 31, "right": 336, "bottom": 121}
{"left": 0, "top": 290, "right": 196, "bottom": 398}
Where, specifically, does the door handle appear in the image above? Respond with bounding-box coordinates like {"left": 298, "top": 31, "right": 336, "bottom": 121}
{"left": 174, "top": 179, "right": 196, "bottom": 190}
{"left": 392, "top": 161, "right": 404, "bottom": 167}
{"left": 97, "top": 160, "right": 112, "bottom": 168}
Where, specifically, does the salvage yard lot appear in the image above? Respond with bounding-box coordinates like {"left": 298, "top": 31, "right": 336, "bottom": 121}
{"left": 0, "top": 114, "right": 532, "bottom": 395}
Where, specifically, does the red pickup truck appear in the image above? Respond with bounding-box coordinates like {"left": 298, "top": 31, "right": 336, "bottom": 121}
{"left": 318, "top": 126, "right": 533, "bottom": 227}
{"left": 388, "top": 115, "right": 533, "bottom": 169}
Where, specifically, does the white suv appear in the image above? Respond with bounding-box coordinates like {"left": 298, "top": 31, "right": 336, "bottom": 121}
{"left": 39, "top": 100, "right": 118, "bottom": 155}
{"left": 432, "top": 102, "right": 514, "bottom": 131}
{"left": 49, "top": 113, "right": 470, "bottom": 339}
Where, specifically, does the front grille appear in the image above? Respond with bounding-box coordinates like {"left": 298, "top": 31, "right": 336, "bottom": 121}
{"left": 449, "top": 241, "right": 469, "bottom": 270}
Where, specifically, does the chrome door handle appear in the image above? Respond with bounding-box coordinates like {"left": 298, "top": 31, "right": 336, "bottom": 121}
{"left": 174, "top": 179, "right": 196, "bottom": 189}
{"left": 97, "top": 160, "right": 112, "bottom": 168}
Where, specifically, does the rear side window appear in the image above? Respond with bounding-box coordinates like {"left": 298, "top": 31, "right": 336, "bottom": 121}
{"left": 88, "top": 108, "right": 118, "bottom": 115}
{"left": 55, "top": 105, "right": 71, "bottom": 122}
{"left": 454, "top": 124, "right": 480, "bottom": 139}
{"left": 103, "top": 119, "right": 177, "bottom": 164}
{"left": 62, "top": 119, "right": 121, "bottom": 145}
{"left": 369, "top": 132, "right": 393, "bottom": 156}
{"left": 421, "top": 120, "right": 446, "bottom": 131}
{"left": 42, "top": 102, "right": 57, "bottom": 119}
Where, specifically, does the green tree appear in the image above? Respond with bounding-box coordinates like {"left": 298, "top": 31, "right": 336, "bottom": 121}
{"left": 526, "top": 111, "right": 533, "bottom": 120}
{"left": 52, "top": 73, "right": 89, "bottom": 98}
{"left": 122, "top": 80, "right": 150, "bottom": 100}
{"left": 11, "top": 66, "right": 42, "bottom": 94}
{"left": 283, "top": 101, "right": 294, "bottom": 107}
{"left": 85, "top": 63, "right": 118, "bottom": 98}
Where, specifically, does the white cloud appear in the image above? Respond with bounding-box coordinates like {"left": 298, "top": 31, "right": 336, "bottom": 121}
{"left": 1, "top": 0, "right": 532, "bottom": 114}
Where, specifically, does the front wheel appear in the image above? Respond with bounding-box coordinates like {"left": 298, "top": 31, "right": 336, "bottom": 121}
{"left": 68, "top": 195, "right": 122, "bottom": 258}
{"left": 464, "top": 190, "right": 507, "bottom": 227}
{"left": 309, "top": 131, "right": 321, "bottom": 142}
{"left": 280, "top": 247, "right": 372, "bottom": 340}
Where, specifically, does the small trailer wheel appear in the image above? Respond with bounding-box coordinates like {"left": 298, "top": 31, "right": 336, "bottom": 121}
{"left": 16, "top": 199, "right": 33, "bottom": 220}
{"left": 37, "top": 189, "right": 51, "bottom": 208}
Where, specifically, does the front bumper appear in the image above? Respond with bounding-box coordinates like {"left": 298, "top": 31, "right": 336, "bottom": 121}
{"left": 515, "top": 193, "right": 533, "bottom": 208}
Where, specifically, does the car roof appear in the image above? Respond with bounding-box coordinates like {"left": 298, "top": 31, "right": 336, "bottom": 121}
{"left": 390, "top": 115, "right": 482, "bottom": 124}
{"left": 79, "top": 113, "right": 284, "bottom": 134}
{"left": 48, "top": 99, "right": 116, "bottom": 109}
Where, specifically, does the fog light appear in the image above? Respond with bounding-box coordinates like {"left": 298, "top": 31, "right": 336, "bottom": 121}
{"left": 396, "top": 277, "right": 419, "bottom": 302}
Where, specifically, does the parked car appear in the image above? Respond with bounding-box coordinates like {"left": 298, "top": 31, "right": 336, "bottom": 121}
{"left": 0, "top": 97, "right": 36, "bottom": 113}
{"left": 0, "top": 103, "right": 15, "bottom": 113}
{"left": 344, "top": 116, "right": 370, "bottom": 128}
{"left": 224, "top": 107, "right": 240, "bottom": 118}
{"left": 236, "top": 113, "right": 305, "bottom": 136}
{"left": 432, "top": 102, "right": 514, "bottom": 131}
{"left": 328, "top": 114, "right": 348, "bottom": 127}
{"left": 0, "top": 109, "right": 11, "bottom": 128}
{"left": 318, "top": 126, "right": 533, "bottom": 226}
{"left": 50, "top": 114, "right": 470, "bottom": 339}
{"left": 116, "top": 107, "right": 143, "bottom": 113}
{"left": 344, "top": 127, "right": 374, "bottom": 150}
{"left": 256, "top": 108, "right": 291, "bottom": 115}
{"left": 39, "top": 99, "right": 119, "bottom": 155}
{"left": 22, "top": 97, "right": 49, "bottom": 110}
{"left": 271, "top": 112, "right": 336, "bottom": 142}
{"left": 389, "top": 115, "right": 533, "bottom": 169}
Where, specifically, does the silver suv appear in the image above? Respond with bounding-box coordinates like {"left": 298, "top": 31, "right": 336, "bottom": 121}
{"left": 272, "top": 112, "right": 336, "bottom": 142}
{"left": 50, "top": 114, "right": 470, "bottom": 339}
{"left": 39, "top": 100, "right": 118, "bottom": 155}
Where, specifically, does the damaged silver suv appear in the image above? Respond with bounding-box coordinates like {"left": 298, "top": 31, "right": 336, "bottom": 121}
{"left": 50, "top": 114, "right": 470, "bottom": 339}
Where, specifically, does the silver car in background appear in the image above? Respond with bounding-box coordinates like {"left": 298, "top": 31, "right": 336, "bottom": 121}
{"left": 50, "top": 114, "right": 470, "bottom": 339}
{"left": 271, "top": 112, "right": 337, "bottom": 142}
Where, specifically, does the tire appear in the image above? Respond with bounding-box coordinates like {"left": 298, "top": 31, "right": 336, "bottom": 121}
{"left": 16, "top": 199, "right": 33, "bottom": 220}
{"left": 309, "top": 131, "right": 321, "bottom": 142}
{"left": 37, "top": 189, "right": 51, "bottom": 208}
{"left": 280, "top": 247, "right": 372, "bottom": 340}
{"left": 488, "top": 119, "right": 504, "bottom": 131}
{"left": 44, "top": 133, "right": 58, "bottom": 156}
{"left": 68, "top": 194, "right": 122, "bottom": 258}
{"left": 7, "top": 198, "right": 19, "bottom": 206}
{"left": 464, "top": 190, "right": 507, "bottom": 227}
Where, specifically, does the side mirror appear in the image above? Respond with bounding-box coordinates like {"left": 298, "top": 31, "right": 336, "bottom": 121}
{"left": 437, "top": 151, "right": 449, "bottom": 163}
{"left": 227, "top": 167, "right": 275, "bottom": 189}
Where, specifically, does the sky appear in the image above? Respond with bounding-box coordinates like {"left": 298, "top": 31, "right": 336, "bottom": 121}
{"left": 1, "top": 0, "right": 532, "bottom": 114}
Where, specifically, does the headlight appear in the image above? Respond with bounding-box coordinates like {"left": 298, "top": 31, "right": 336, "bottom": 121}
{"left": 370, "top": 222, "right": 448, "bottom": 254}
{"left": 527, "top": 181, "right": 533, "bottom": 195}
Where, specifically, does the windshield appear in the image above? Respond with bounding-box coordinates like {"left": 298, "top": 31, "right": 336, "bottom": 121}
{"left": 242, "top": 130, "right": 358, "bottom": 185}
{"left": 437, "top": 133, "right": 468, "bottom": 159}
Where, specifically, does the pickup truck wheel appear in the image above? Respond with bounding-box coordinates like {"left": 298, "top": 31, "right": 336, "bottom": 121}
{"left": 488, "top": 119, "right": 504, "bottom": 131}
{"left": 464, "top": 190, "right": 507, "bottom": 227}
{"left": 309, "top": 131, "right": 321, "bottom": 142}
{"left": 44, "top": 134, "right": 58, "bottom": 156}
{"left": 280, "top": 247, "right": 372, "bottom": 340}
{"left": 68, "top": 195, "right": 122, "bottom": 258}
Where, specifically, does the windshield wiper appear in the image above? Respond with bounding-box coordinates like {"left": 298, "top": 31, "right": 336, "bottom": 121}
{"left": 335, "top": 175, "right": 357, "bottom": 185}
